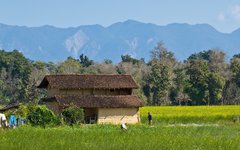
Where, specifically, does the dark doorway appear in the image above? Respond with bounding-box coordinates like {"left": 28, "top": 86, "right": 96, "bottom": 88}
{"left": 84, "top": 108, "right": 98, "bottom": 124}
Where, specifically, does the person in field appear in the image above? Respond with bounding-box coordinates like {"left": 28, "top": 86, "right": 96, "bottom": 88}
{"left": 17, "top": 115, "right": 21, "bottom": 126}
{"left": 121, "top": 122, "right": 127, "bottom": 130}
{"left": 148, "top": 112, "right": 152, "bottom": 125}
{"left": 0, "top": 113, "right": 7, "bottom": 128}
{"left": 9, "top": 114, "right": 17, "bottom": 128}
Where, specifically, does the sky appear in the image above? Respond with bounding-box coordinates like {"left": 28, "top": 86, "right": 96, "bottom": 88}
{"left": 0, "top": 0, "right": 240, "bottom": 33}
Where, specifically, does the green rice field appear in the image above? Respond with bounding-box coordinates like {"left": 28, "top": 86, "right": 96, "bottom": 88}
{"left": 0, "top": 106, "right": 240, "bottom": 150}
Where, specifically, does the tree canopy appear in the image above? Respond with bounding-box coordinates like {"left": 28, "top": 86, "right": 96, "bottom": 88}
{"left": 0, "top": 45, "right": 240, "bottom": 106}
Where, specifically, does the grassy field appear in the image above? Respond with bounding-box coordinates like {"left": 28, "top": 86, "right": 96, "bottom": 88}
{"left": 140, "top": 106, "right": 240, "bottom": 124}
{"left": 0, "top": 125, "right": 239, "bottom": 150}
{"left": 0, "top": 106, "right": 240, "bottom": 150}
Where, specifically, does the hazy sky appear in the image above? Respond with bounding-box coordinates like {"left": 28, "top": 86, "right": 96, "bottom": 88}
{"left": 1, "top": 0, "right": 240, "bottom": 33}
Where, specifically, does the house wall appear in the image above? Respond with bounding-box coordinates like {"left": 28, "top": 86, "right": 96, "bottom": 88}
{"left": 43, "top": 102, "right": 141, "bottom": 125}
{"left": 47, "top": 88, "right": 59, "bottom": 97}
{"left": 47, "top": 88, "right": 132, "bottom": 96}
{"left": 44, "top": 101, "right": 60, "bottom": 114}
{"left": 97, "top": 108, "right": 140, "bottom": 124}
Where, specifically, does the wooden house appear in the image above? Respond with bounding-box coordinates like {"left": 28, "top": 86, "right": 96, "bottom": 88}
{"left": 38, "top": 75, "right": 143, "bottom": 124}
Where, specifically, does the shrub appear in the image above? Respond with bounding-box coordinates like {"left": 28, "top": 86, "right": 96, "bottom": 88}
{"left": 27, "top": 105, "right": 58, "bottom": 127}
{"left": 16, "top": 105, "right": 29, "bottom": 117}
{"left": 4, "top": 104, "right": 28, "bottom": 119}
{"left": 62, "top": 105, "right": 84, "bottom": 125}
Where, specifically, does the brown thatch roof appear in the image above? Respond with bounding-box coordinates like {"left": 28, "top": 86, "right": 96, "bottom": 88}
{"left": 38, "top": 74, "right": 138, "bottom": 89}
{"left": 0, "top": 103, "right": 20, "bottom": 112}
{"left": 42, "top": 95, "right": 143, "bottom": 108}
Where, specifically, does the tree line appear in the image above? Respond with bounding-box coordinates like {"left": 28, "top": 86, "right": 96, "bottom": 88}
{"left": 0, "top": 42, "right": 240, "bottom": 105}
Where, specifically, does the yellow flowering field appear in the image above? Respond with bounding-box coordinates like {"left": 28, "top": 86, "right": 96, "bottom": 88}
{"left": 140, "top": 106, "right": 240, "bottom": 124}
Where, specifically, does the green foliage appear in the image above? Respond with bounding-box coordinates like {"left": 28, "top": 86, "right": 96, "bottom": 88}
{"left": 230, "top": 56, "right": 240, "bottom": 86}
{"left": 186, "top": 60, "right": 209, "bottom": 105}
{"left": 1, "top": 46, "right": 240, "bottom": 106}
{"left": 104, "top": 59, "right": 113, "bottom": 64}
{"left": 222, "top": 81, "right": 240, "bottom": 105}
{"left": 208, "top": 73, "right": 225, "bottom": 104}
{"left": 16, "top": 105, "right": 29, "bottom": 118}
{"left": 0, "top": 50, "right": 33, "bottom": 103}
{"left": 147, "top": 42, "right": 177, "bottom": 105}
{"left": 186, "top": 49, "right": 227, "bottom": 105}
{"left": 149, "top": 63, "right": 170, "bottom": 105}
{"left": 79, "top": 54, "right": 94, "bottom": 67}
{"left": 121, "top": 54, "right": 141, "bottom": 64}
{"left": 27, "top": 105, "right": 58, "bottom": 127}
{"left": 62, "top": 105, "right": 84, "bottom": 125}
{"left": 171, "top": 68, "right": 189, "bottom": 105}
{"left": 57, "top": 57, "right": 81, "bottom": 74}
{"left": 150, "top": 41, "right": 176, "bottom": 69}
{"left": 187, "top": 49, "right": 226, "bottom": 74}
{"left": 187, "top": 50, "right": 211, "bottom": 61}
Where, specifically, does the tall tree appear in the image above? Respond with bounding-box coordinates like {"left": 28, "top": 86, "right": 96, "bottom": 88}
{"left": 221, "top": 54, "right": 240, "bottom": 105}
{"left": 27, "top": 61, "right": 57, "bottom": 102}
{"left": 79, "top": 54, "right": 94, "bottom": 67}
{"left": 92, "top": 62, "right": 117, "bottom": 75}
{"left": 150, "top": 41, "right": 176, "bottom": 67}
{"left": 230, "top": 55, "right": 240, "bottom": 86}
{"left": 117, "top": 58, "right": 150, "bottom": 104}
{"left": 208, "top": 50, "right": 227, "bottom": 73}
{"left": 185, "top": 60, "right": 209, "bottom": 105}
{"left": 147, "top": 41, "right": 176, "bottom": 105}
{"left": 171, "top": 65, "right": 190, "bottom": 105}
{"left": 187, "top": 49, "right": 226, "bottom": 105}
{"left": 149, "top": 62, "right": 170, "bottom": 105}
{"left": 0, "top": 50, "right": 33, "bottom": 103}
{"left": 121, "top": 54, "right": 141, "bottom": 64}
{"left": 57, "top": 57, "right": 81, "bottom": 74}
{"left": 207, "top": 73, "right": 225, "bottom": 104}
{"left": 222, "top": 81, "right": 240, "bottom": 105}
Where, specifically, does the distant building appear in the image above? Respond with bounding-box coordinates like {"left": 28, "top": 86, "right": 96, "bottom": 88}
{"left": 38, "top": 75, "right": 143, "bottom": 124}
{"left": 0, "top": 103, "right": 20, "bottom": 113}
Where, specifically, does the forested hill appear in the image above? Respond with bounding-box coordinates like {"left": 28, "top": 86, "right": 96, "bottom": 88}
{"left": 0, "top": 20, "right": 240, "bottom": 62}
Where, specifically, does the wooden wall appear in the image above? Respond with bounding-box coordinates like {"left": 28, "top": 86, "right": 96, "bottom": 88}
{"left": 97, "top": 108, "right": 140, "bottom": 124}
{"left": 44, "top": 101, "right": 60, "bottom": 114}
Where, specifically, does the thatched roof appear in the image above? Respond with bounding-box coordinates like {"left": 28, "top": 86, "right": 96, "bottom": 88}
{"left": 38, "top": 74, "right": 139, "bottom": 89}
{"left": 42, "top": 95, "right": 143, "bottom": 108}
{"left": 0, "top": 103, "right": 20, "bottom": 112}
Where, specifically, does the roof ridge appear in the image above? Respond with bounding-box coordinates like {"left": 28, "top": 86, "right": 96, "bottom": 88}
{"left": 46, "top": 74, "right": 132, "bottom": 76}
{"left": 38, "top": 74, "right": 138, "bottom": 89}
{"left": 54, "top": 95, "right": 137, "bottom": 97}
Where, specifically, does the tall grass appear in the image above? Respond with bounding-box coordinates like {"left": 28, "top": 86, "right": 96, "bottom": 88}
{"left": 0, "top": 106, "right": 240, "bottom": 149}
{"left": 140, "top": 106, "right": 240, "bottom": 124}
{"left": 0, "top": 125, "right": 239, "bottom": 150}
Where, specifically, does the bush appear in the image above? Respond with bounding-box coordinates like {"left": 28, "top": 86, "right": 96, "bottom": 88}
{"left": 16, "top": 105, "right": 29, "bottom": 117}
{"left": 4, "top": 104, "right": 28, "bottom": 119}
{"left": 27, "top": 105, "right": 58, "bottom": 127}
{"left": 62, "top": 105, "right": 84, "bottom": 125}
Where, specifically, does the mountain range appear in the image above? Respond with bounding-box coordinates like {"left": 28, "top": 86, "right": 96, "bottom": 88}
{"left": 0, "top": 20, "right": 239, "bottom": 62}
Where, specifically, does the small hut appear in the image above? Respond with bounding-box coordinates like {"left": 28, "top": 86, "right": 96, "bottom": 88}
{"left": 38, "top": 74, "right": 143, "bottom": 124}
{"left": 0, "top": 103, "right": 20, "bottom": 113}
